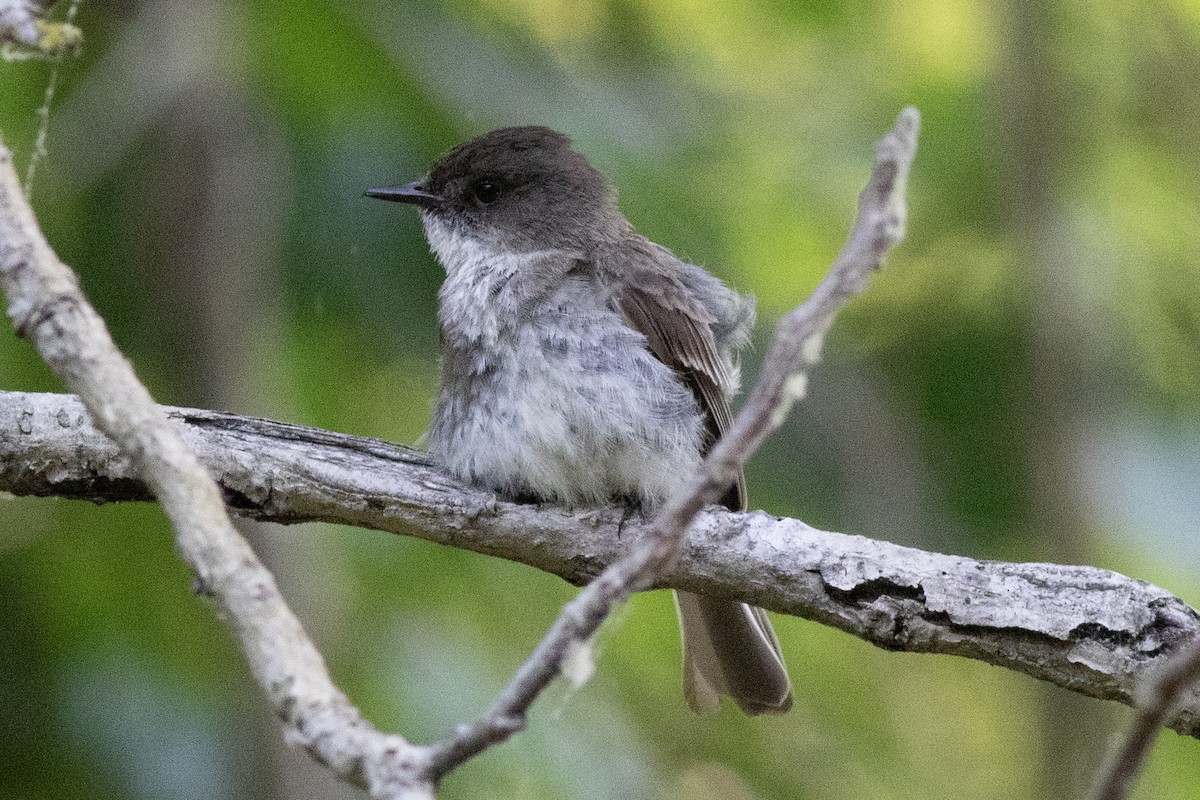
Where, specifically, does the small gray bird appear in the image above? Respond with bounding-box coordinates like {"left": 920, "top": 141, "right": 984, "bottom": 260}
{"left": 367, "top": 126, "right": 792, "bottom": 715}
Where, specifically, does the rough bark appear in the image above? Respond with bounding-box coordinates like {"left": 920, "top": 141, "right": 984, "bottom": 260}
{"left": 4, "top": 388, "right": 1198, "bottom": 739}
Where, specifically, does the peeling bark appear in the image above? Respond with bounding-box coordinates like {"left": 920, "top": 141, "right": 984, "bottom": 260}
{"left": 4, "top": 389, "right": 1198, "bottom": 738}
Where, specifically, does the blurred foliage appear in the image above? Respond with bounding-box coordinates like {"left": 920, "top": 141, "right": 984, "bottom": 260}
{"left": 2, "top": 1, "right": 1200, "bottom": 798}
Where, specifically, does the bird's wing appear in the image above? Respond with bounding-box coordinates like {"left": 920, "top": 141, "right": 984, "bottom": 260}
{"left": 606, "top": 241, "right": 746, "bottom": 511}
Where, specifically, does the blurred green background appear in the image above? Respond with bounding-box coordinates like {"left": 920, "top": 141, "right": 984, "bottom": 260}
{"left": 2, "top": 1, "right": 1199, "bottom": 798}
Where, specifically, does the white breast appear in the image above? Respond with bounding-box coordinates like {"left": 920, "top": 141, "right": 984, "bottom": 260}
{"left": 421, "top": 218, "right": 704, "bottom": 506}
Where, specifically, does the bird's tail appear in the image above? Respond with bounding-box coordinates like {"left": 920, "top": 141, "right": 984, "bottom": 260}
{"left": 675, "top": 591, "right": 793, "bottom": 715}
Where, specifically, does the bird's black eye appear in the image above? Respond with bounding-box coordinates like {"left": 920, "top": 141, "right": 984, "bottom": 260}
{"left": 472, "top": 180, "right": 502, "bottom": 205}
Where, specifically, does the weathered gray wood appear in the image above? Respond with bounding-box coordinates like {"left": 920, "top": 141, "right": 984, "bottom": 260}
{"left": 4, "top": 388, "right": 1197, "bottom": 737}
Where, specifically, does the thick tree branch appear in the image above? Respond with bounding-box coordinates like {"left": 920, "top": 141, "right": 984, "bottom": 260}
{"left": 0, "top": 142, "right": 434, "bottom": 799}
{"left": 4, "top": 387, "right": 1200, "bottom": 741}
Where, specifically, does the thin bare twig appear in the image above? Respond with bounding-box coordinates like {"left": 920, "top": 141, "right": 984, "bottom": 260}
{"left": 0, "top": 141, "right": 434, "bottom": 799}
{"left": 426, "top": 107, "right": 921, "bottom": 778}
{"left": 23, "top": 0, "right": 81, "bottom": 197}
{"left": 1087, "top": 638, "right": 1200, "bottom": 800}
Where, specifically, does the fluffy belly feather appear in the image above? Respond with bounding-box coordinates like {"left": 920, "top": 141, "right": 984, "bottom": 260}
{"left": 429, "top": 326, "right": 703, "bottom": 507}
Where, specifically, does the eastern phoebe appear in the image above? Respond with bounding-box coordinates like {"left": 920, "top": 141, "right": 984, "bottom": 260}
{"left": 367, "top": 126, "right": 792, "bottom": 715}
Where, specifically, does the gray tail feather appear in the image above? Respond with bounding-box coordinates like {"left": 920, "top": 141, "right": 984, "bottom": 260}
{"left": 675, "top": 591, "right": 793, "bottom": 715}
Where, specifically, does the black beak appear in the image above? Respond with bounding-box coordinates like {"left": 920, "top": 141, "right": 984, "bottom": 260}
{"left": 364, "top": 180, "right": 444, "bottom": 209}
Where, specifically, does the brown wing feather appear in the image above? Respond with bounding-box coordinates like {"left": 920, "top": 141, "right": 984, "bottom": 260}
{"left": 616, "top": 269, "right": 747, "bottom": 512}
{"left": 608, "top": 244, "right": 790, "bottom": 715}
